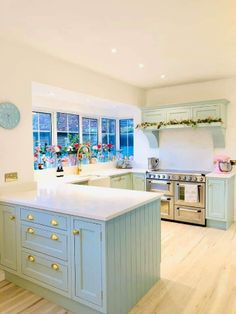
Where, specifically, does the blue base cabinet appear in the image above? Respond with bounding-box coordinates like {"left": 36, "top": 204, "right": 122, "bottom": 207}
{"left": 206, "top": 176, "right": 234, "bottom": 229}
{"left": 0, "top": 199, "right": 161, "bottom": 314}
{"left": 0, "top": 204, "right": 17, "bottom": 271}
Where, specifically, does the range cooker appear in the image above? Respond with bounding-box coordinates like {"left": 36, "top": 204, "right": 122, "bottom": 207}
{"left": 146, "top": 170, "right": 208, "bottom": 226}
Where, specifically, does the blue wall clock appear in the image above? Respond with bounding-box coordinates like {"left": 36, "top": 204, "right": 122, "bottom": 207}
{"left": 0, "top": 102, "right": 21, "bottom": 129}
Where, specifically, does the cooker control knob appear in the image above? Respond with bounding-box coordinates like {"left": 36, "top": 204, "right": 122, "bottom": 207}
{"left": 200, "top": 177, "right": 204, "bottom": 182}
{"left": 193, "top": 176, "right": 197, "bottom": 181}
{"left": 157, "top": 175, "right": 160, "bottom": 178}
{"left": 188, "top": 176, "right": 192, "bottom": 181}
{"left": 178, "top": 175, "right": 182, "bottom": 180}
{"left": 182, "top": 176, "right": 186, "bottom": 180}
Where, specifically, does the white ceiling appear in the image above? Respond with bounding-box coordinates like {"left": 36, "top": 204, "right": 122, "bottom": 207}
{"left": 1, "top": 0, "right": 236, "bottom": 88}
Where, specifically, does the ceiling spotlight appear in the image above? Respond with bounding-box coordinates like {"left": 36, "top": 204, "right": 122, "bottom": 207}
{"left": 49, "top": 92, "right": 55, "bottom": 96}
{"left": 111, "top": 48, "right": 118, "bottom": 54}
{"left": 139, "top": 63, "right": 144, "bottom": 69}
{"left": 160, "top": 74, "right": 166, "bottom": 79}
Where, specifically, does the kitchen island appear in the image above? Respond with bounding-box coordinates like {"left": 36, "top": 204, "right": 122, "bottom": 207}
{"left": 0, "top": 183, "right": 161, "bottom": 314}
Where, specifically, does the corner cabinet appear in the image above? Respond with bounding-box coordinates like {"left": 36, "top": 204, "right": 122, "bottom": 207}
{"left": 206, "top": 176, "right": 234, "bottom": 229}
{"left": 0, "top": 204, "right": 17, "bottom": 271}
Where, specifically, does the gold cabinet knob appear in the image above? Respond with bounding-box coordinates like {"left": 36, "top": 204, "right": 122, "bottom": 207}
{"left": 50, "top": 219, "right": 58, "bottom": 226}
{"left": 28, "top": 255, "right": 35, "bottom": 262}
{"left": 27, "top": 214, "right": 34, "bottom": 221}
{"left": 73, "top": 229, "right": 80, "bottom": 236}
{"left": 51, "top": 263, "right": 60, "bottom": 271}
{"left": 50, "top": 234, "right": 59, "bottom": 241}
{"left": 27, "top": 227, "right": 35, "bottom": 234}
{"left": 9, "top": 215, "right": 16, "bottom": 221}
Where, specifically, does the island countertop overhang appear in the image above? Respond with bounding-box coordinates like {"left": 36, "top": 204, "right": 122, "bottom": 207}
{"left": 0, "top": 183, "right": 161, "bottom": 221}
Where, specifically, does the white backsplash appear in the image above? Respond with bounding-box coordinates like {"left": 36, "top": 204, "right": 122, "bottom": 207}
{"left": 158, "top": 128, "right": 214, "bottom": 171}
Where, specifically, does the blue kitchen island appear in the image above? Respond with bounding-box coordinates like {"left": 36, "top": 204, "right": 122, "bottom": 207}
{"left": 0, "top": 183, "right": 161, "bottom": 314}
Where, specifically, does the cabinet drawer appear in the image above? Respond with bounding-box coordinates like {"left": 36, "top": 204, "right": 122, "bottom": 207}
{"left": 174, "top": 206, "right": 205, "bottom": 225}
{"left": 21, "top": 223, "right": 68, "bottom": 261}
{"left": 20, "top": 208, "right": 67, "bottom": 230}
{"left": 21, "top": 250, "right": 68, "bottom": 292}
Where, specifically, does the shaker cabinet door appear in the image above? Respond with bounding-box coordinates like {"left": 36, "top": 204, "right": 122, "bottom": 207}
{"left": 0, "top": 205, "right": 17, "bottom": 270}
{"left": 133, "top": 173, "right": 146, "bottom": 191}
{"left": 207, "top": 179, "right": 226, "bottom": 220}
{"left": 192, "top": 105, "right": 220, "bottom": 120}
{"left": 73, "top": 219, "right": 103, "bottom": 306}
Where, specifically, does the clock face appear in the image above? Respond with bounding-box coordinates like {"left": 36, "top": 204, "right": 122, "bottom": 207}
{"left": 0, "top": 102, "right": 20, "bottom": 129}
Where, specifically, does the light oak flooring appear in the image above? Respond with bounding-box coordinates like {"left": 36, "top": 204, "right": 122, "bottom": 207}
{"left": 1, "top": 221, "right": 236, "bottom": 313}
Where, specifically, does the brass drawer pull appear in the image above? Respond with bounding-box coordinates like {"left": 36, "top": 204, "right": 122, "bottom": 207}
{"left": 27, "top": 227, "right": 35, "bottom": 234}
{"left": 73, "top": 229, "right": 80, "bottom": 236}
{"left": 28, "top": 255, "right": 35, "bottom": 262}
{"left": 51, "top": 263, "right": 60, "bottom": 271}
{"left": 9, "top": 215, "right": 16, "bottom": 221}
{"left": 50, "top": 234, "right": 59, "bottom": 241}
{"left": 27, "top": 214, "right": 34, "bottom": 221}
{"left": 50, "top": 219, "right": 58, "bottom": 226}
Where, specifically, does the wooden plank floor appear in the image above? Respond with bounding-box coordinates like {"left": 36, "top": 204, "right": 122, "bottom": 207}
{"left": 1, "top": 221, "right": 236, "bottom": 313}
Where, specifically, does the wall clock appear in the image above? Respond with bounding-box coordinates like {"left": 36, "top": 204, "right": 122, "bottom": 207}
{"left": 0, "top": 102, "right": 20, "bottom": 129}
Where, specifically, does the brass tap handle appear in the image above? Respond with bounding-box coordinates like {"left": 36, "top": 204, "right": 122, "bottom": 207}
{"left": 51, "top": 263, "right": 60, "bottom": 271}
{"left": 27, "top": 214, "right": 34, "bottom": 221}
{"left": 73, "top": 229, "right": 80, "bottom": 236}
{"left": 9, "top": 215, "right": 16, "bottom": 221}
{"left": 28, "top": 255, "right": 35, "bottom": 262}
{"left": 50, "top": 234, "right": 59, "bottom": 241}
{"left": 27, "top": 227, "right": 35, "bottom": 234}
{"left": 50, "top": 219, "right": 58, "bottom": 226}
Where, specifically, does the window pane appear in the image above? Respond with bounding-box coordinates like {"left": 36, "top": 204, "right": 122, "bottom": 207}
{"left": 39, "top": 112, "right": 51, "bottom": 131}
{"left": 82, "top": 117, "right": 98, "bottom": 146}
{"left": 68, "top": 114, "right": 79, "bottom": 132}
{"left": 33, "top": 131, "right": 39, "bottom": 148}
{"left": 119, "top": 119, "right": 134, "bottom": 157}
{"left": 32, "top": 112, "right": 38, "bottom": 131}
{"left": 57, "top": 112, "right": 67, "bottom": 132}
{"left": 102, "top": 118, "right": 116, "bottom": 152}
{"left": 39, "top": 132, "right": 51, "bottom": 147}
{"left": 57, "top": 112, "right": 80, "bottom": 145}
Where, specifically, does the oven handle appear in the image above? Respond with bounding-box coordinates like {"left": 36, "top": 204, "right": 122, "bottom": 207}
{"left": 176, "top": 207, "right": 202, "bottom": 213}
{"left": 161, "top": 196, "right": 172, "bottom": 201}
{"left": 148, "top": 180, "right": 171, "bottom": 185}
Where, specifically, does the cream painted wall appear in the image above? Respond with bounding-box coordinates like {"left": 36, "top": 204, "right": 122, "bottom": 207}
{"left": 0, "top": 38, "right": 144, "bottom": 186}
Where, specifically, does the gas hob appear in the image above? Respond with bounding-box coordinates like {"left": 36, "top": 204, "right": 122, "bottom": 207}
{"left": 146, "top": 169, "right": 209, "bottom": 182}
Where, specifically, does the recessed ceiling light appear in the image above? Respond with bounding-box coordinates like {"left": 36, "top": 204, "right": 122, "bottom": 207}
{"left": 111, "top": 48, "right": 117, "bottom": 54}
{"left": 139, "top": 63, "right": 144, "bottom": 69}
{"left": 49, "top": 92, "right": 55, "bottom": 96}
{"left": 160, "top": 74, "right": 166, "bottom": 79}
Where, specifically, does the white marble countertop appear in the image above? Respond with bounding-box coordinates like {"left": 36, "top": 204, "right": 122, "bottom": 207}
{"left": 206, "top": 169, "right": 236, "bottom": 179}
{"left": 0, "top": 183, "right": 161, "bottom": 221}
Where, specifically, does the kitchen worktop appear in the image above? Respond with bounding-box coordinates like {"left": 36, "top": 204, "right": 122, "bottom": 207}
{"left": 0, "top": 181, "right": 160, "bottom": 221}
{"left": 206, "top": 169, "right": 236, "bottom": 178}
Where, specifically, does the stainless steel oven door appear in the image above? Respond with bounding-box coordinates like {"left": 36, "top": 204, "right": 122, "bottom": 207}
{"left": 175, "top": 182, "right": 205, "bottom": 208}
{"left": 174, "top": 206, "right": 205, "bottom": 225}
{"left": 146, "top": 180, "right": 174, "bottom": 196}
{"left": 161, "top": 196, "right": 174, "bottom": 220}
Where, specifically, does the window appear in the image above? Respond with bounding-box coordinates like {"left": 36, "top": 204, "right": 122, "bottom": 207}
{"left": 82, "top": 117, "right": 98, "bottom": 146}
{"left": 32, "top": 111, "right": 52, "bottom": 148}
{"left": 57, "top": 112, "right": 80, "bottom": 147}
{"left": 101, "top": 118, "right": 116, "bottom": 152}
{"left": 119, "top": 119, "right": 134, "bottom": 157}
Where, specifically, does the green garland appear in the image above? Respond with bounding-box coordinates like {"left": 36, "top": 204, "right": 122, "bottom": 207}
{"left": 136, "top": 117, "right": 222, "bottom": 129}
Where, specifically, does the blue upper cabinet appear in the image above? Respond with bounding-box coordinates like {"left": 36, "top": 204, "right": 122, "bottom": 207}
{"left": 72, "top": 219, "right": 103, "bottom": 307}
{"left": 206, "top": 176, "right": 235, "bottom": 230}
{"left": 142, "top": 109, "right": 166, "bottom": 122}
{"left": 0, "top": 205, "right": 17, "bottom": 270}
{"left": 166, "top": 107, "right": 191, "bottom": 121}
